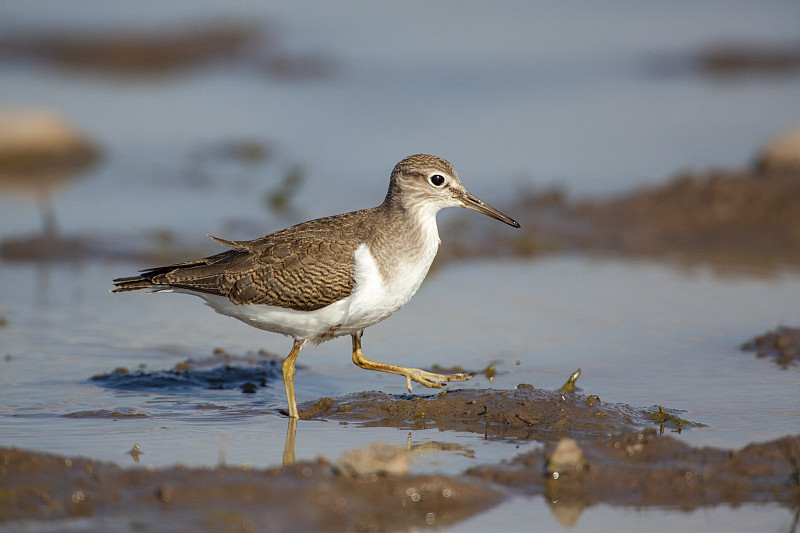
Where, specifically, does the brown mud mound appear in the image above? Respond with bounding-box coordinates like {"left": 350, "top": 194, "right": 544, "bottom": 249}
{"left": 469, "top": 430, "right": 800, "bottom": 510}
{"left": 564, "top": 170, "right": 800, "bottom": 264}
{"left": 742, "top": 326, "right": 800, "bottom": 368}
{"left": 0, "top": 447, "right": 500, "bottom": 531}
{"left": 300, "top": 386, "right": 697, "bottom": 440}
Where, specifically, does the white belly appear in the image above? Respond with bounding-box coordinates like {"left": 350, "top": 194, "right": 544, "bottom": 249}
{"left": 180, "top": 242, "right": 435, "bottom": 343}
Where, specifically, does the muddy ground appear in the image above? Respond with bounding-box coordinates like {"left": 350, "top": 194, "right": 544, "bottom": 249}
{"left": 0, "top": 20, "right": 335, "bottom": 80}
{"left": 742, "top": 326, "right": 800, "bottom": 369}
{"left": 443, "top": 168, "right": 800, "bottom": 270}
{"left": 299, "top": 386, "right": 701, "bottom": 439}
{"left": 2, "top": 382, "right": 798, "bottom": 531}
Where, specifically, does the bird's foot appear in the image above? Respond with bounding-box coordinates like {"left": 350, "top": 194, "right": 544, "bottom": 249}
{"left": 403, "top": 368, "right": 477, "bottom": 393}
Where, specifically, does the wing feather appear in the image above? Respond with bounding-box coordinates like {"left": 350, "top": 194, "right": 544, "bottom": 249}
{"left": 112, "top": 209, "right": 380, "bottom": 312}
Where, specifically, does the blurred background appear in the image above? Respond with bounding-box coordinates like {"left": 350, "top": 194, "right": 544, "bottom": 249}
{"left": 1, "top": 3, "right": 799, "bottom": 530}
{"left": 0, "top": 1, "right": 798, "bottom": 253}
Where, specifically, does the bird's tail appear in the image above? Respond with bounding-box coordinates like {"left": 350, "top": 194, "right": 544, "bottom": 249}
{"left": 110, "top": 276, "right": 158, "bottom": 293}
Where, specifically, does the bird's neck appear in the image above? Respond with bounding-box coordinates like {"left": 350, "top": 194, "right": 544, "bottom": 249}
{"left": 369, "top": 199, "right": 442, "bottom": 288}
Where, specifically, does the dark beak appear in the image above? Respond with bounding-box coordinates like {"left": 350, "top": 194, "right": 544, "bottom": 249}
{"left": 461, "top": 192, "right": 520, "bottom": 228}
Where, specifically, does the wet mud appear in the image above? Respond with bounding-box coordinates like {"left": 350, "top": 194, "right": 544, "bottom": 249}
{"left": 90, "top": 348, "right": 287, "bottom": 395}
{"left": 0, "top": 447, "right": 500, "bottom": 531}
{"left": 300, "top": 386, "right": 697, "bottom": 440}
{"left": 2, "top": 352, "right": 797, "bottom": 529}
{"left": 2, "top": 380, "right": 797, "bottom": 530}
{"left": 469, "top": 431, "right": 800, "bottom": 510}
{"left": 742, "top": 326, "right": 800, "bottom": 369}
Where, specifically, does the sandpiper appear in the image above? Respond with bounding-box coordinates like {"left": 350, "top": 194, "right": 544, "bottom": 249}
{"left": 112, "top": 154, "right": 520, "bottom": 419}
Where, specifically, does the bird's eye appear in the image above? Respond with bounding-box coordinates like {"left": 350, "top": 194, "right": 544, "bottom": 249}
{"left": 428, "top": 174, "right": 446, "bottom": 187}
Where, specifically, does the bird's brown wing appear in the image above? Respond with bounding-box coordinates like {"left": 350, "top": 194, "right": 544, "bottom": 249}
{"left": 112, "top": 209, "right": 377, "bottom": 312}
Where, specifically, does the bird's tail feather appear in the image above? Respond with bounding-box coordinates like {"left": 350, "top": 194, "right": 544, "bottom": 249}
{"left": 110, "top": 276, "right": 157, "bottom": 293}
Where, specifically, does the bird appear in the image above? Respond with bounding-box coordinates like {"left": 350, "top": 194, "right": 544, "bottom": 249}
{"left": 112, "top": 154, "right": 520, "bottom": 419}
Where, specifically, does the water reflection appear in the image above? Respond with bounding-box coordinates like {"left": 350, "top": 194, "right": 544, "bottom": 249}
{"left": 283, "top": 416, "right": 297, "bottom": 465}
{"left": 545, "top": 496, "right": 588, "bottom": 528}
{"left": 282, "top": 419, "right": 477, "bottom": 468}
{"left": 405, "top": 433, "right": 475, "bottom": 459}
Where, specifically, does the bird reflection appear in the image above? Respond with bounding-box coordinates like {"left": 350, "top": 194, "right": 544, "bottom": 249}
{"left": 283, "top": 417, "right": 297, "bottom": 465}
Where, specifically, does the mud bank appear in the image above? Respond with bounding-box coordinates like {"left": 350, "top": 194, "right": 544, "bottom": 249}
{"left": 3, "top": 370, "right": 797, "bottom": 529}
{"left": 300, "top": 386, "right": 698, "bottom": 440}
{"left": 742, "top": 326, "right": 800, "bottom": 369}
{"left": 2, "top": 424, "right": 797, "bottom": 530}
{"left": 304, "top": 387, "right": 797, "bottom": 512}
{"left": 445, "top": 168, "right": 800, "bottom": 269}
{"left": 0, "top": 21, "right": 335, "bottom": 80}
{"left": 0, "top": 447, "right": 500, "bottom": 531}
{"left": 469, "top": 431, "right": 800, "bottom": 510}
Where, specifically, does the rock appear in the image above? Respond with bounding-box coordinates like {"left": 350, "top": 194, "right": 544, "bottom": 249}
{"left": 756, "top": 124, "right": 800, "bottom": 174}
{"left": 338, "top": 442, "right": 411, "bottom": 479}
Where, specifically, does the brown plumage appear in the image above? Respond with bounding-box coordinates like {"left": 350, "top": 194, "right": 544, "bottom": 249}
{"left": 112, "top": 208, "right": 386, "bottom": 311}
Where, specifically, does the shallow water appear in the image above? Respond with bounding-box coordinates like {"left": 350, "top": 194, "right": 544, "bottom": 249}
{"left": 1, "top": 2, "right": 799, "bottom": 531}
{"left": 1, "top": 257, "right": 799, "bottom": 530}
{"left": 2, "top": 257, "right": 798, "bottom": 467}
{"left": 459, "top": 498, "right": 798, "bottom": 533}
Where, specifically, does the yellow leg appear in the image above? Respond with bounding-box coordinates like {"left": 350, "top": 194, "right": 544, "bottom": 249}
{"left": 351, "top": 330, "right": 476, "bottom": 392}
{"left": 282, "top": 338, "right": 308, "bottom": 419}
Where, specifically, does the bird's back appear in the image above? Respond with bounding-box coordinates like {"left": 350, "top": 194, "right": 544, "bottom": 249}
{"left": 112, "top": 208, "right": 381, "bottom": 311}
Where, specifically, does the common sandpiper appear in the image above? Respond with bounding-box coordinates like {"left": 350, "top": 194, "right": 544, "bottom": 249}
{"left": 112, "top": 154, "right": 520, "bottom": 419}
